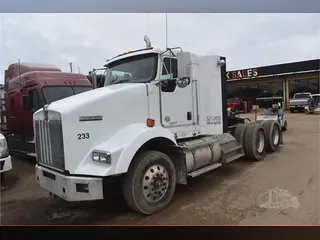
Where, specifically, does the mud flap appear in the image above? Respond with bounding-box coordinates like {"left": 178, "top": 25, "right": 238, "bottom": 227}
{"left": 279, "top": 129, "right": 283, "bottom": 145}
{"left": 171, "top": 151, "right": 187, "bottom": 185}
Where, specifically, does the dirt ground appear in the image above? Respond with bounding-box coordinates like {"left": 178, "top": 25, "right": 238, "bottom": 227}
{"left": 1, "top": 112, "right": 319, "bottom": 225}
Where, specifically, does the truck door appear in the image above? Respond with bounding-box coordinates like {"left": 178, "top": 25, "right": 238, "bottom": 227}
{"left": 23, "top": 87, "right": 43, "bottom": 137}
{"left": 6, "top": 92, "right": 20, "bottom": 134}
{"left": 159, "top": 57, "right": 197, "bottom": 129}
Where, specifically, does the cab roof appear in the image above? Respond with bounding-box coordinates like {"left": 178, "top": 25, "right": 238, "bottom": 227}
{"left": 104, "top": 47, "right": 180, "bottom": 67}
{"left": 7, "top": 71, "right": 91, "bottom": 91}
{"left": 7, "top": 62, "right": 61, "bottom": 73}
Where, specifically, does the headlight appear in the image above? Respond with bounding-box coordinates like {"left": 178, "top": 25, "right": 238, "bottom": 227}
{"left": 92, "top": 151, "right": 111, "bottom": 164}
{"left": 0, "top": 138, "right": 9, "bottom": 158}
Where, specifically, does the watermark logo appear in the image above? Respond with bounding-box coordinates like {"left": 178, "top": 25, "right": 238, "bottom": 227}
{"left": 258, "top": 187, "right": 300, "bottom": 210}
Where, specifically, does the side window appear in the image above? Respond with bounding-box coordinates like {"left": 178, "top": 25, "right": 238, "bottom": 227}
{"left": 29, "top": 90, "right": 42, "bottom": 111}
{"left": 162, "top": 58, "right": 178, "bottom": 78}
{"left": 161, "top": 58, "right": 178, "bottom": 93}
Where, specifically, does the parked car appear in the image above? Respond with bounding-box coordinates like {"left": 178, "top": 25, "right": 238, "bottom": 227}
{"left": 289, "top": 92, "right": 314, "bottom": 113}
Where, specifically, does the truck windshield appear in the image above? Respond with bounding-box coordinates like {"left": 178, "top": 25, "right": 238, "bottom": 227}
{"left": 42, "top": 86, "right": 92, "bottom": 104}
{"left": 294, "top": 93, "right": 310, "bottom": 99}
{"left": 104, "top": 53, "right": 158, "bottom": 86}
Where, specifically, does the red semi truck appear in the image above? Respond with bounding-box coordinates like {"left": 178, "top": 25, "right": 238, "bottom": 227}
{"left": 0, "top": 62, "right": 92, "bottom": 157}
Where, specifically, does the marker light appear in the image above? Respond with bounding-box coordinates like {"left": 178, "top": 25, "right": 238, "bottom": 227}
{"left": 146, "top": 118, "right": 155, "bottom": 127}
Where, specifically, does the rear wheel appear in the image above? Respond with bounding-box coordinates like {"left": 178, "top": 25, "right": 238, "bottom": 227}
{"left": 122, "top": 150, "right": 176, "bottom": 215}
{"left": 244, "top": 123, "right": 267, "bottom": 161}
{"left": 234, "top": 124, "right": 248, "bottom": 146}
{"left": 263, "top": 120, "right": 281, "bottom": 152}
{"left": 290, "top": 109, "right": 294, "bottom": 113}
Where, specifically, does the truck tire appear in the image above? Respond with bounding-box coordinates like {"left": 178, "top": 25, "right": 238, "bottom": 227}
{"left": 234, "top": 124, "right": 248, "bottom": 146}
{"left": 256, "top": 120, "right": 281, "bottom": 151}
{"left": 263, "top": 120, "right": 281, "bottom": 152}
{"left": 244, "top": 123, "right": 267, "bottom": 161}
{"left": 282, "top": 120, "right": 288, "bottom": 131}
{"left": 121, "top": 150, "right": 176, "bottom": 215}
{"left": 290, "top": 109, "right": 294, "bottom": 113}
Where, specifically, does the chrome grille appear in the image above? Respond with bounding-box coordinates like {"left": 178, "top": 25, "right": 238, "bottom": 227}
{"left": 35, "top": 119, "right": 65, "bottom": 170}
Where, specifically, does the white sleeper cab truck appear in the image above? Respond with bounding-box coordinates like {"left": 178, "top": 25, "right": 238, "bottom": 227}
{"left": 34, "top": 39, "right": 283, "bottom": 215}
{"left": 0, "top": 133, "right": 12, "bottom": 183}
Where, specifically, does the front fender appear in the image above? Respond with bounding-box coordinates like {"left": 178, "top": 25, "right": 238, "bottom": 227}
{"left": 74, "top": 123, "right": 177, "bottom": 176}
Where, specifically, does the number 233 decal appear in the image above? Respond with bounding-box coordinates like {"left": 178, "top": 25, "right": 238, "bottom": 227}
{"left": 78, "top": 133, "right": 90, "bottom": 139}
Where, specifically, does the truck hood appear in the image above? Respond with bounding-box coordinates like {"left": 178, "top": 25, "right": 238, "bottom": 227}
{"left": 34, "top": 83, "right": 149, "bottom": 173}
{"left": 43, "top": 83, "right": 145, "bottom": 114}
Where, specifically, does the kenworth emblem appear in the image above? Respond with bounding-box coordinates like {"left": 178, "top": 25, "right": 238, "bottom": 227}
{"left": 43, "top": 104, "right": 49, "bottom": 121}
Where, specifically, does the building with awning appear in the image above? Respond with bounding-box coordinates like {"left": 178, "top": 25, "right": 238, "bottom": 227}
{"left": 226, "top": 59, "right": 320, "bottom": 109}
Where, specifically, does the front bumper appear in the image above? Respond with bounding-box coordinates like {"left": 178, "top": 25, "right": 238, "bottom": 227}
{"left": 290, "top": 104, "right": 307, "bottom": 109}
{"left": 35, "top": 164, "right": 104, "bottom": 202}
{"left": 0, "top": 156, "right": 12, "bottom": 173}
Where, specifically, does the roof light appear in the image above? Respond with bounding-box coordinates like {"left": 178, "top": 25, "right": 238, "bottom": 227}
{"left": 106, "top": 46, "right": 154, "bottom": 62}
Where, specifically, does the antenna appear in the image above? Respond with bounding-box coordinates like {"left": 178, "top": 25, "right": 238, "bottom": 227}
{"left": 165, "top": 13, "right": 168, "bottom": 49}
{"left": 78, "top": 65, "right": 80, "bottom": 73}
{"left": 18, "top": 59, "right": 21, "bottom": 76}
{"left": 69, "top": 62, "right": 73, "bottom": 73}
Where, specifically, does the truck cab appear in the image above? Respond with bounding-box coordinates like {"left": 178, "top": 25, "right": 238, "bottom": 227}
{"left": 2, "top": 62, "right": 92, "bottom": 156}
{"left": 34, "top": 39, "right": 284, "bottom": 215}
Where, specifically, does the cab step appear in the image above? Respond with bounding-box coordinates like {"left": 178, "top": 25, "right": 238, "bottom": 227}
{"left": 220, "top": 141, "right": 244, "bottom": 164}
{"left": 187, "top": 163, "right": 222, "bottom": 178}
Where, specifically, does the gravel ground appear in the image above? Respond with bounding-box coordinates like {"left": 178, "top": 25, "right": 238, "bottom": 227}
{"left": 1, "top": 112, "right": 319, "bottom": 225}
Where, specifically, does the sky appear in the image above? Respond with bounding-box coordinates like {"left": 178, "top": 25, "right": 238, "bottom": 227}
{"left": 0, "top": 13, "right": 319, "bottom": 84}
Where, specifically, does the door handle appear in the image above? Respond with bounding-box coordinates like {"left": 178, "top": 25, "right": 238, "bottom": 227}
{"left": 187, "top": 112, "right": 192, "bottom": 120}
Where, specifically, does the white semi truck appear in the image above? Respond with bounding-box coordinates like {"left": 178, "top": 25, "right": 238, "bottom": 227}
{"left": 33, "top": 38, "right": 283, "bottom": 215}
{"left": 0, "top": 132, "right": 12, "bottom": 183}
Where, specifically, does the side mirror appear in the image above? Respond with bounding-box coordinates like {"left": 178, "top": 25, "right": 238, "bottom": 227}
{"left": 176, "top": 77, "right": 190, "bottom": 88}
{"left": 22, "top": 95, "right": 31, "bottom": 111}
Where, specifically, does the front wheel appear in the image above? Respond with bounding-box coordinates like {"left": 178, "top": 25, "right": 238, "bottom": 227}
{"left": 122, "top": 150, "right": 176, "bottom": 215}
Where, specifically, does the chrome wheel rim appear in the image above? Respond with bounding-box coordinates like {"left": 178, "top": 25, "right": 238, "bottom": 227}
{"left": 142, "top": 164, "right": 169, "bottom": 202}
{"left": 273, "top": 126, "right": 280, "bottom": 145}
{"left": 256, "top": 131, "right": 265, "bottom": 153}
